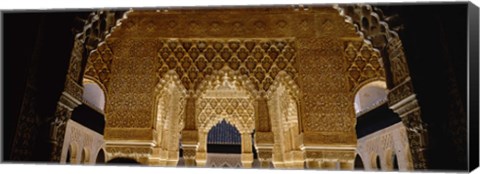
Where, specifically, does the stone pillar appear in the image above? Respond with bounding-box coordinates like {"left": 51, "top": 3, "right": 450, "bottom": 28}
{"left": 195, "top": 132, "right": 207, "bottom": 167}
{"left": 388, "top": 81, "right": 428, "bottom": 169}
{"left": 241, "top": 133, "right": 254, "bottom": 168}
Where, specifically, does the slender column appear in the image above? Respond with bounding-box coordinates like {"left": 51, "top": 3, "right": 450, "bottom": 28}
{"left": 241, "top": 133, "right": 254, "bottom": 168}
{"left": 254, "top": 97, "right": 275, "bottom": 168}
{"left": 195, "top": 132, "right": 207, "bottom": 167}
{"left": 181, "top": 97, "right": 199, "bottom": 167}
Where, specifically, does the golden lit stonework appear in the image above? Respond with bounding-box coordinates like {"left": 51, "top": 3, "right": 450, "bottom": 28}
{"left": 77, "top": 6, "right": 416, "bottom": 170}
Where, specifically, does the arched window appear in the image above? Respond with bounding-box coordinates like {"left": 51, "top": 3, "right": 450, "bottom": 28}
{"left": 376, "top": 156, "right": 381, "bottom": 170}
{"left": 354, "top": 81, "right": 387, "bottom": 115}
{"left": 66, "top": 147, "right": 71, "bottom": 163}
{"left": 82, "top": 79, "right": 106, "bottom": 111}
{"left": 96, "top": 149, "right": 106, "bottom": 164}
{"left": 354, "top": 154, "right": 364, "bottom": 170}
{"left": 393, "top": 154, "right": 399, "bottom": 170}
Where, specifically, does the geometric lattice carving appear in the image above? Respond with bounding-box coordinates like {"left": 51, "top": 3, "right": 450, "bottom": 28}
{"left": 156, "top": 39, "right": 297, "bottom": 92}
{"left": 84, "top": 43, "right": 113, "bottom": 90}
{"left": 196, "top": 72, "right": 256, "bottom": 134}
{"left": 344, "top": 41, "right": 386, "bottom": 92}
{"left": 336, "top": 5, "right": 410, "bottom": 87}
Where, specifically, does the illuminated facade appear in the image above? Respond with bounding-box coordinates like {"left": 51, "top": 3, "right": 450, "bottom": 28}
{"left": 3, "top": 3, "right": 477, "bottom": 172}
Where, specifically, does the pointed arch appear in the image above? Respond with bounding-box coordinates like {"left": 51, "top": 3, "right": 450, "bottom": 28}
{"left": 354, "top": 153, "right": 365, "bottom": 170}
{"left": 266, "top": 71, "right": 302, "bottom": 168}
{"left": 195, "top": 67, "right": 258, "bottom": 134}
{"left": 95, "top": 148, "right": 106, "bottom": 164}
{"left": 375, "top": 155, "right": 381, "bottom": 170}
{"left": 207, "top": 119, "right": 241, "bottom": 145}
{"left": 151, "top": 70, "right": 187, "bottom": 166}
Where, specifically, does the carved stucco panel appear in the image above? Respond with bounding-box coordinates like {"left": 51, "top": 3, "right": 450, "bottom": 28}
{"left": 357, "top": 122, "right": 412, "bottom": 171}
{"left": 61, "top": 120, "right": 105, "bottom": 164}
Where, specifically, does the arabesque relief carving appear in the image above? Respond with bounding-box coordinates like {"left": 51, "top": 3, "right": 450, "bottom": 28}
{"left": 84, "top": 43, "right": 114, "bottom": 91}
{"left": 83, "top": 6, "right": 414, "bottom": 169}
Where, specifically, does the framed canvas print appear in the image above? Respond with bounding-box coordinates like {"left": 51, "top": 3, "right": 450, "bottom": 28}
{"left": 1, "top": 1, "right": 479, "bottom": 173}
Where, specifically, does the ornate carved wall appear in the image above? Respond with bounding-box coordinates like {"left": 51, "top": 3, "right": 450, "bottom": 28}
{"left": 83, "top": 6, "right": 390, "bottom": 168}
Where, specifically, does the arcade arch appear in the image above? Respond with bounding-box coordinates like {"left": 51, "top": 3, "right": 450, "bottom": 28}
{"left": 194, "top": 68, "right": 257, "bottom": 167}
{"left": 96, "top": 148, "right": 106, "bottom": 163}
{"left": 266, "top": 71, "right": 302, "bottom": 168}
